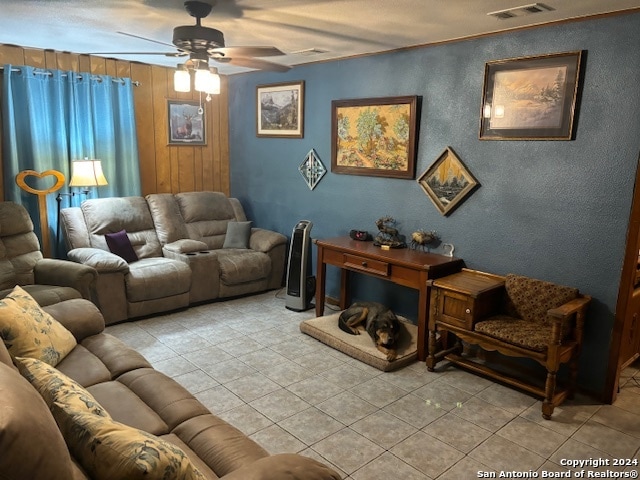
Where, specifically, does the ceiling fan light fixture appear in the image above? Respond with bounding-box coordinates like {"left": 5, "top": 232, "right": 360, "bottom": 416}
{"left": 174, "top": 67, "right": 191, "bottom": 92}
{"left": 194, "top": 65, "right": 211, "bottom": 92}
{"left": 205, "top": 67, "right": 220, "bottom": 95}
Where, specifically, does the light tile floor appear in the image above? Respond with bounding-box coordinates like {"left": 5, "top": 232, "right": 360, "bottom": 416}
{"left": 106, "top": 291, "right": 640, "bottom": 479}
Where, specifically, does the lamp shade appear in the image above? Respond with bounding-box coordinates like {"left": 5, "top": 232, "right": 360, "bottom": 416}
{"left": 205, "top": 68, "right": 221, "bottom": 94}
{"left": 69, "top": 160, "right": 108, "bottom": 188}
{"left": 174, "top": 68, "right": 191, "bottom": 93}
{"left": 194, "top": 68, "right": 211, "bottom": 92}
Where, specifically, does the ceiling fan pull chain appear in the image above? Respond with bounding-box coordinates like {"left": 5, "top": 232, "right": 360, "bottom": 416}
{"left": 198, "top": 91, "right": 204, "bottom": 115}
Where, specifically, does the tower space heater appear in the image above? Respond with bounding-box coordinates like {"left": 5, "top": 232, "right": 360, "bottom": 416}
{"left": 285, "top": 220, "right": 315, "bottom": 311}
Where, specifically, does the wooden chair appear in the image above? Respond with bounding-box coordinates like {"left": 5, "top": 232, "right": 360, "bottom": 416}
{"left": 427, "top": 272, "right": 591, "bottom": 419}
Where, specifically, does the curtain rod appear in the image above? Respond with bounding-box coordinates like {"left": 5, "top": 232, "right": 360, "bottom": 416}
{"left": 0, "top": 66, "right": 140, "bottom": 86}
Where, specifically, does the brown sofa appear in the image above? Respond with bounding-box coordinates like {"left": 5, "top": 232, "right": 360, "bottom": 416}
{"left": 60, "top": 192, "right": 287, "bottom": 324}
{"left": 0, "top": 297, "right": 341, "bottom": 479}
{"left": 0, "top": 201, "right": 97, "bottom": 306}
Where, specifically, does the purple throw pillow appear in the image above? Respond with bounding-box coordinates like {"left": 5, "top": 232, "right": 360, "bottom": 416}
{"left": 104, "top": 230, "right": 138, "bottom": 263}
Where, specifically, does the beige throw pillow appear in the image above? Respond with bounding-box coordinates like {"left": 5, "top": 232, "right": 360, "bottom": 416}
{"left": 0, "top": 286, "right": 76, "bottom": 365}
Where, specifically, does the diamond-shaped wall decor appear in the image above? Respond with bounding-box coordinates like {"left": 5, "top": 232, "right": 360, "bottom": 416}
{"left": 299, "top": 149, "right": 326, "bottom": 190}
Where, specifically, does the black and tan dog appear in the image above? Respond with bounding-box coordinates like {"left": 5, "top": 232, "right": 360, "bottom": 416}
{"left": 338, "top": 301, "right": 400, "bottom": 361}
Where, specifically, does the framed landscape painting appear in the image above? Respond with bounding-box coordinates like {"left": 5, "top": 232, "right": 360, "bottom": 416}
{"left": 331, "top": 96, "right": 419, "bottom": 179}
{"left": 167, "top": 100, "right": 206, "bottom": 145}
{"left": 256, "top": 81, "right": 304, "bottom": 138}
{"left": 417, "top": 147, "right": 479, "bottom": 216}
{"left": 479, "top": 51, "right": 583, "bottom": 140}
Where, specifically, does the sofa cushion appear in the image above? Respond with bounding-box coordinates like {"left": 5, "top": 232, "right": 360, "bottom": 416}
{"left": 0, "top": 362, "right": 76, "bottom": 479}
{"left": 3, "top": 283, "right": 83, "bottom": 307}
{"left": 125, "top": 258, "right": 192, "bottom": 303}
{"left": 81, "top": 197, "right": 163, "bottom": 258}
{"left": 504, "top": 274, "right": 578, "bottom": 324}
{"left": 217, "top": 250, "right": 271, "bottom": 285}
{"left": 53, "top": 401, "right": 205, "bottom": 480}
{"left": 0, "top": 285, "right": 76, "bottom": 366}
{"left": 223, "top": 221, "right": 252, "bottom": 249}
{"left": 105, "top": 229, "right": 139, "bottom": 263}
{"left": 14, "top": 356, "right": 110, "bottom": 416}
{"left": 474, "top": 314, "right": 550, "bottom": 352}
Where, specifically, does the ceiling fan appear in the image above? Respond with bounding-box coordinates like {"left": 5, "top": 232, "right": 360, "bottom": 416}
{"left": 90, "top": 0, "right": 291, "bottom": 72}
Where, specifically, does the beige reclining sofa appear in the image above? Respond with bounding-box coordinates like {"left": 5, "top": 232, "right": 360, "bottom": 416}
{"left": 0, "top": 293, "right": 340, "bottom": 479}
{"left": 60, "top": 192, "right": 287, "bottom": 324}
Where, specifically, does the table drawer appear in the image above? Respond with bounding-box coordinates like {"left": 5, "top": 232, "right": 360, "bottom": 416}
{"left": 343, "top": 254, "right": 390, "bottom": 277}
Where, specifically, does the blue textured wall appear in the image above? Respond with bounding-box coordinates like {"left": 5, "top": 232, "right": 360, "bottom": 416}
{"left": 228, "top": 13, "right": 640, "bottom": 394}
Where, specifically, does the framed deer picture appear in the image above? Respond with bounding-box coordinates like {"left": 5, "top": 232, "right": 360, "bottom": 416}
{"left": 167, "top": 100, "right": 206, "bottom": 145}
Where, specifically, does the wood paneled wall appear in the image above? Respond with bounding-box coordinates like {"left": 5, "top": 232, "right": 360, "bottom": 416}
{"left": 0, "top": 44, "right": 230, "bottom": 199}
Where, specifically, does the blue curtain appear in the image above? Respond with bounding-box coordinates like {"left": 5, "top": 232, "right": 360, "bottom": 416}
{"left": 2, "top": 65, "right": 141, "bottom": 256}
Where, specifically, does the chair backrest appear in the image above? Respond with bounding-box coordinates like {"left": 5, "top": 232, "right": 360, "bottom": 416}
{"left": 504, "top": 274, "right": 579, "bottom": 324}
{"left": 0, "top": 202, "right": 43, "bottom": 289}
{"left": 66, "top": 197, "right": 163, "bottom": 259}
{"left": 172, "top": 192, "right": 245, "bottom": 250}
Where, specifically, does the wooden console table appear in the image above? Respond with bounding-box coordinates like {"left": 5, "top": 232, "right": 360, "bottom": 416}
{"left": 314, "top": 236, "right": 464, "bottom": 361}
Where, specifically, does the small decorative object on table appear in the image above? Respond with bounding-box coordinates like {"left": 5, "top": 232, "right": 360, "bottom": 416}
{"left": 373, "top": 216, "right": 406, "bottom": 248}
{"left": 410, "top": 229, "right": 440, "bottom": 252}
{"left": 349, "top": 229, "right": 371, "bottom": 241}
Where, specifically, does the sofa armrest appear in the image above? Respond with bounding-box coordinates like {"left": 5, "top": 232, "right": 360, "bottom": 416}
{"left": 43, "top": 298, "right": 105, "bottom": 342}
{"left": 163, "top": 239, "right": 209, "bottom": 255}
{"left": 249, "top": 228, "right": 287, "bottom": 253}
{"left": 34, "top": 258, "right": 97, "bottom": 300}
{"left": 67, "top": 248, "right": 130, "bottom": 274}
{"left": 221, "top": 454, "right": 341, "bottom": 480}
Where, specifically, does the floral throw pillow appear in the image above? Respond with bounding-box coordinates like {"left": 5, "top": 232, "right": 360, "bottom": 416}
{"left": 52, "top": 401, "right": 205, "bottom": 480}
{"left": 0, "top": 286, "right": 76, "bottom": 366}
{"left": 14, "top": 356, "right": 109, "bottom": 417}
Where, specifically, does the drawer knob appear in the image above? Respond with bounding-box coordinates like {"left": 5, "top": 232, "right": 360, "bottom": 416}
{"left": 362, "top": 261, "right": 368, "bottom": 267}
{"left": 465, "top": 308, "right": 471, "bottom": 314}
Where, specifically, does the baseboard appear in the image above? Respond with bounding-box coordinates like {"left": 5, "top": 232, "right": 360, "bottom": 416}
{"left": 325, "top": 296, "right": 340, "bottom": 306}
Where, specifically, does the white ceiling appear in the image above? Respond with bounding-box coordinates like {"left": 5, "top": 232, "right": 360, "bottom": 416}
{"left": 0, "top": 0, "right": 638, "bottom": 75}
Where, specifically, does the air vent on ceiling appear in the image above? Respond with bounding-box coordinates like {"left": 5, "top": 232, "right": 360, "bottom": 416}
{"left": 290, "top": 48, "right": 329, "bottom": 56}
{"left": 487, "top": 3, "right": 554, "bottom": 20}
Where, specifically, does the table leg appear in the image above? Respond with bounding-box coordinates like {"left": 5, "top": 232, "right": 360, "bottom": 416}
{"left": 339, "top": 268, "right": 350, "bottom": 310}
{"left": 417, "top": 275, "right": 429, "bottom": 361}
{"left": 315, "top": 247, "right": 326, "bottom": 317}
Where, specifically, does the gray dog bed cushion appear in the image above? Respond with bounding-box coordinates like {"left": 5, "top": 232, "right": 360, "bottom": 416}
{"left": 300, "top": 312, "right": 418, "bottom": 371}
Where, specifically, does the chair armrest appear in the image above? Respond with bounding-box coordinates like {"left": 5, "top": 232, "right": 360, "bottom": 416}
{"left": 547, "top": 295, "right": 591, "bottom": 345}
{"left": 67, "top": 248, "right": 130, "bottom": 274}
{"left": 249, "top": 228, "right": 287, "bottom": 253}
{"left": 163, "top": 239, "right": 209, "bottom": 255}
{"left": 33, "top": 259, "right": 97, "bottom": 300}
{"left": 548, "top": 295, "right": 591, "bottom": 319}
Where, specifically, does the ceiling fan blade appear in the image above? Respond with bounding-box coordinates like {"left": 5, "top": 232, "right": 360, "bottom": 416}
{"left": 84, "top": 51, "right": 188, "bottom": 57}
{"left": 216, "top": 56, "right": 291, "bottom": 72}
{"left": 213, "top": 46, "right": 285, "bottom": 58}
{"left": 117, "top": 31, "right": 177, "bottom": 49}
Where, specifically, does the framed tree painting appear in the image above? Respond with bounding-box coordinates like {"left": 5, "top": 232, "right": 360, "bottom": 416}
{"left": 479, "top": 51, "right": 583, "bottom": 140}
{"left": 167, "top": 100, "right": 206, "bottom": 145}
{"left": 331, "top": 96, "right": 419, "bottom": 179}
{"left": 417, "top": 147, "right": 479, "bottom": 216}
{"left": 256, "top": 81, "right": 304, "bottom": 138}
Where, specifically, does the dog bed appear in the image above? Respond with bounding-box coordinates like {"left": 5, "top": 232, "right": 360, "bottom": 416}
{"left": 300, "top": 312, "right": 418, "bottom": 371}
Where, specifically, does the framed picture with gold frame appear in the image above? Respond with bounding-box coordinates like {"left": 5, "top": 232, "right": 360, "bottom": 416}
{"left": 479, "top": 51, "right": 583, "bottom": 140}
{"left": 417, "top": 147, "right": 479, "bottom": 216}
{"left": 331, "top": 96, "right": 419, "bottom": 179}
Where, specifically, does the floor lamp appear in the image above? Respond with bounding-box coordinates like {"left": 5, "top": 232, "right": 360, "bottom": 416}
{"left": 15, "top": 169, "right": 66, "bottom": 258}
{"left": 56, "top": 160, "right": 109, "bottom": 256}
